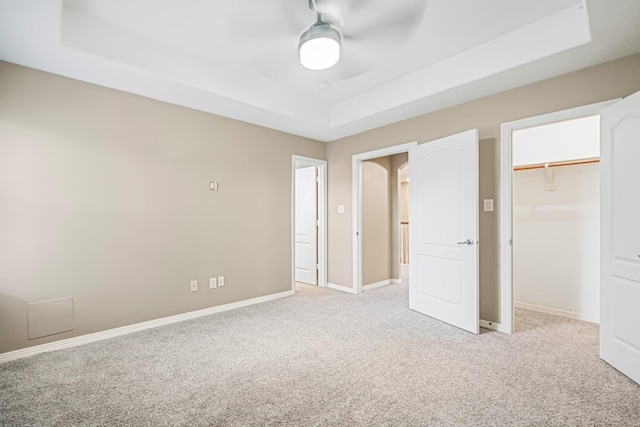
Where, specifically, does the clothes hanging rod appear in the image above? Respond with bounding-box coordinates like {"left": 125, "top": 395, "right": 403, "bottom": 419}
{"left": 513, "top": 157, "right": 599, "bottom": 172}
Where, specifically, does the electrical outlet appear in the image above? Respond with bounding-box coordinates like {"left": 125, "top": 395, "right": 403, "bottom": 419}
{"left": 209, "top": 277, "right": 217, "bottom": 289}
{"left": 190, "top": 280, "right": 198, "bottom": 292}
{"left": 218, "top": 276, "right": 225, "bottom": 287}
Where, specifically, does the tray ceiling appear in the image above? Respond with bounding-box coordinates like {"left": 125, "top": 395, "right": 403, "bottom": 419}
{"left": 1, "top": 0, "right": 639, "bottom": 141}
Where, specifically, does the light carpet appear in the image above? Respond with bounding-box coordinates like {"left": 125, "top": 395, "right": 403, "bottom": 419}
{"left": 1, "top": 283, "right": 639, "bottom": 426}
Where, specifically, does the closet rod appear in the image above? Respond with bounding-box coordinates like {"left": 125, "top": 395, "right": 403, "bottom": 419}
{"left": 513, "top": 158, "right": 599, "bottom": 172}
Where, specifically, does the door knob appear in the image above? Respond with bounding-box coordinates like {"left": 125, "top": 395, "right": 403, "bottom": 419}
{"left": 457, "top": 239, "right": 474, "bottom": 246}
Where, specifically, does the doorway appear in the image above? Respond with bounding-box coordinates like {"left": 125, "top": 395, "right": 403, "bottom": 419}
{"left": 352, "top": 142, "right": 416, "bottom": 294}
{"left": 399, "top": 163, "right": 410, "bottom": 282}
{"left": 513, "top": 114, "right": 601, "bottom": 326}
{"left": 353, "top": 131, "right": 480, "bottom": 334}
{"left": 292, "top": 156, "right": 327, "bottom": 292}
{"left": 499, "top": 100, "right": 618, "bottom": 333}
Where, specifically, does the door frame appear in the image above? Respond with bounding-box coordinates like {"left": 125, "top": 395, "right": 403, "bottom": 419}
{"left": 292, "top": 155, "right": 328, "bottom": 292}
{"left": 499, "top": 99, "right": 618, "bottom": 334}
{"left": 352, "top": 142, "right": 417, "bottom": 294}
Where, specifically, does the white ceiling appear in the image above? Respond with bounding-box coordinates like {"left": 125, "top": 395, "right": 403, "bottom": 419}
{"left": 1, "top": 0, "right": 639, "bottom": 142}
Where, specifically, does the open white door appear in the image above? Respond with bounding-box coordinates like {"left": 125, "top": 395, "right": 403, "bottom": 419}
{"left": 600, "top": 91, "right": 640, "bottom": 385}
{"left": 295, "top": 166, "right": 318, "bottom": 285}
{"left": 409, "top": 129, "right": 479, "bottom": 334}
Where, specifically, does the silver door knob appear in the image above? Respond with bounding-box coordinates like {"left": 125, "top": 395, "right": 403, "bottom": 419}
{"left": 457, "top": 239, "right": 474, "bottom": 246}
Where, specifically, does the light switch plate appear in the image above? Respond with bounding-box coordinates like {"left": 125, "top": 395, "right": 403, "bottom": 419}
{"left": 483, "top": 199, "right": 494, "bottom": 212}
{"left": 338, "top": 205, "right": 345, "bottom": 214}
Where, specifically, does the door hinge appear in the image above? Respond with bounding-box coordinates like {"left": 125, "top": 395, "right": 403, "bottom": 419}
{"left": 316, "top": 220, "right": 320, "bottom": 226}
{"left": 316, "top": 176, "right": 320, "bottom": 183}
{"left": 316, "top": 263, "right": 320, "bottom": 270}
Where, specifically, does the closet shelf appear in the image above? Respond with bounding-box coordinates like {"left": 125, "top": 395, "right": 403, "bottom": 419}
{"left": 513, "top": 157, "right": 599, "bottom": 172}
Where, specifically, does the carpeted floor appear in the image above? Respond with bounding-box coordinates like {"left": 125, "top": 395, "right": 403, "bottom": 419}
{"left": 1, "top": 282, "right": 639, "bottom": 426}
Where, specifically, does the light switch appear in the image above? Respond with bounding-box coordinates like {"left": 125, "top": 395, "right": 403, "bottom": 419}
{"left": 338, "top": 205, "right": 345, "bottom": 214}
{"left": 483, "top": 199, "right": 494, "bottom": 212}
{"left": 209, "top": 181, "right": 218, "bottom": 191}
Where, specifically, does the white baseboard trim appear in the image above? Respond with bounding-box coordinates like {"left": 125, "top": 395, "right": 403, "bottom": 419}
{"left": 391, "top": 278, "right": 402, "bottom": 284}
{"left": 0, "top": 289, "right": 294, "bottom": 364}
{"left": 480, "top": 319, "right": 502, "bottom": 332}
{"left": 327, "top": 283, "right": 358, "bottom": 294}
{"left": 515, "top": 302, "right": 599, "bottom": 324}
{"left": 362, "top": 279, "right": 393, "bottom": 291}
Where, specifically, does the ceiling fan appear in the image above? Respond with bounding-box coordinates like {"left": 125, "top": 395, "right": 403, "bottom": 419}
{"left": 296, "top": 0, "right": 426, "bottom": 73}
{"left": 225, "top": 0, "right": 427, "bottom": 81}
{"left": 298, "top": 1, "right": 343, "bottom": 70}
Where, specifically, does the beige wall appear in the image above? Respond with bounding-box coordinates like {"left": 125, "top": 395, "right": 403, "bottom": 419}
{"left": 0, "top": 62, "right": 326, "bottom": 353}
{"left": 3, "top": 53, "right": 640, "bottom": 352}
{"left": 478, "top": 138, "right": 498, "bottom": 321}
{"left": 400, "top": 182, "right": 409, "bottom": 224}
{"left": 327, "top": 53, "right": 640, "bottom": 323}
{"left": 361, "top": 158, "right": 391, "bottom": 285}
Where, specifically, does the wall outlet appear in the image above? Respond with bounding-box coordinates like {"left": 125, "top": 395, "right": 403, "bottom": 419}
{"left": 209, "top": 277, "right": 217, "bottom": 289}
{"left": 190, "top": 280, "right": 198, "bottom": 292}
{"left": 218, "top": 276, "right": 225, "bottom": 287}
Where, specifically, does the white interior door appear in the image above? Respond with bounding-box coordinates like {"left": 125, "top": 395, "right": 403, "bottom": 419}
{"left": 600, "top": 91, "right": 640, "bottom": 385}
{"left": 409, "top": 129, "right": 479, "bottom": 334}
{"left": 295, "top": 166, "right": 317, "bottom": 285}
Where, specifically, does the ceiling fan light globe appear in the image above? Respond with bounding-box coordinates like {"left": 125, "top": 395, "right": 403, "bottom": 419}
{"left": 299, "top": 20, "right": 342, "bottom": 70}
{"left": 300, "top": 37, "right": 340, "bottom": 70}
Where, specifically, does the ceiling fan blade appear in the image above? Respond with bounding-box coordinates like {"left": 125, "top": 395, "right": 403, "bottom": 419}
{"left": 221, "top": 0, "right": 313, "bottom": 44}
{"left": 343, "top": 24, "right": 411, "bottom": 53}
{"left": 330, "top": 55, "right": 379, "bottom": 80}
{"left": 245, "top": 47, "right": 305, "bottom": 83}
{"left": 336, "top": 23, "right": 413, "bottom": 76}
{"left": 335, "top": 38, "right": 385, "bottom": 78}
{"left": 345, "top": 0, "right": 426, "bottom": 38}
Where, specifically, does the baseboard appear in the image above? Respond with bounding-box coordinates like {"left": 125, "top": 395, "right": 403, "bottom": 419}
{"left": 327, "top": 283, "right": 358, "bottom": 294}
{"left": 362, "top": 280, "right": 392, "bottom": 291}
{"left": 480, "top": 319, "right": 502, "bottom": 332}
{"left": 0, "top": 289, "right": 295, "bottom": 364}
{"left": 515, "top": 302, "right": 599, "bottom": 324}
{"left": 391, "top": 278, "right": 402, "bottom": 284}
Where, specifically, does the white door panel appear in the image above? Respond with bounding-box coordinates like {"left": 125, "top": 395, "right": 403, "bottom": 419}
{"left": 409, "top": 129, "right": 479, "bottom": 334}
{"left": 295, "top": 166, "right": 317, "bottom": 285}
{"left": 600, "top": 91, "right": 640, "bottom": 384}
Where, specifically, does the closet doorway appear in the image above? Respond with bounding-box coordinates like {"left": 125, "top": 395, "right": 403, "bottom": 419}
{"left": 499, "top": 100, "right": 618, "bottom": 332}
{"left": 512, "top": 115, "right": 600, "bottom": 325}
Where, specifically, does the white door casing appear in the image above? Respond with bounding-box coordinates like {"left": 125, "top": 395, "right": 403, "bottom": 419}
{"left": 409, "top": 129, "right": 479, "bottom": 334}
{"left": 295, "top": 166, "right": 317, "bottom": 285}
{"left": 600, "top": 91, "right": 640, "bottom": 385}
